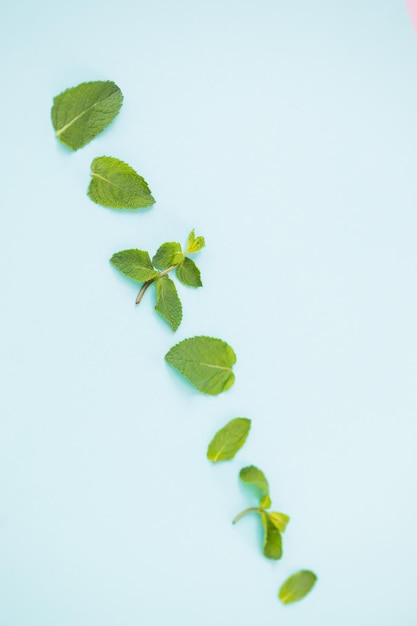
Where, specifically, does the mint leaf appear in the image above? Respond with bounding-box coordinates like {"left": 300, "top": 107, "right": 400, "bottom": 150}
{"left": 176, "top": 257, "right": 202, "bottom": 288}
{"left": 155, "top": 275, "right": 183, "bottom": 331}
{"left": 186, "top": 229, "right": 205, "bottom": 254}
{"left": 268, "top": 511, "right": 290, "bottom": 532}
{"left": 152, "top": 242, "right": 184, "bottom": 270}
{"left": 51, "top": 80, "right": 123, "bottom": 150}
{"left": 88, "top": 156, "right": 155, "bottom": 209}
{"left": 278, "top": 570, "right": 317, "bottom": 604}
{"left": 165, "top": 336, "right": 236, "bottom": 395}
{"left": 261, "top": 512, "right": 283, "bottom": 560}
{"left": 207, "top": 418, "right": 251, "bottom": 462}
{"left": 239, "top": 465, "right": 270, "bottom": 499}
{"left": 110, "top": 249, "right": 159, "bottom": 282}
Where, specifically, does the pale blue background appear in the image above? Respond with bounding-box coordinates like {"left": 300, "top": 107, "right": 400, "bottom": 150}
{"left": 1, "top": 1, "right": 417, "bottom": 624}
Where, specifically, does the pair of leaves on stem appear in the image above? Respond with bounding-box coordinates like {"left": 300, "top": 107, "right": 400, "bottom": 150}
{"left": 111, "top": 231, "right": 204, "bottom": 331}
{"left": 51, "top": 81, "right": 154, "bottom": 210}
{"left": 233, "top": 465, "right": 290, "bottom": 561}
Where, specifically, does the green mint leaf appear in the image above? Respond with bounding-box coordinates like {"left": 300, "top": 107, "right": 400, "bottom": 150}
{"left": 260, "top": 495, "right": 272, "bottom": 509}
{"left": 268, "top": 511, "right": 290, "bottom": 532}
{"left": 185, "top": 229, "right": 205, "bottom": 254}
{"left": 176, "top": 257, "right": 202, "bottom": 288}
{"left": 155, "top": 275, "right": 183, "bottom": 331}
{"left": 260, "top": 512, "right": 283, "bottom": 560}
{"left": 239, "top": 465, "right": 270, "bottom": 499}
{"left": 278, "top": 570, "right": 317, "bottom": 604}
{"left": 110, "top": 249, "right": 159, "bottom": 283}
{"left": 152, "top": 242, "right": 184, "bottom": 271}
{"left": 88, "top": 156, "right": 155, "bottom": 209}
{"left": 51, "top": 80, "right": 123, "bottom": 150}
{"left": 165, "top": 336, "right": 236, "bottom": 395}
{"left": 207, "top": 418, "right": 251, "bottom": 462}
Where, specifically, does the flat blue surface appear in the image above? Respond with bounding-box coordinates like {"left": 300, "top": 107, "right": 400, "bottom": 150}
{"left": 1, "top": 1, "right": 417, "bottom": 624}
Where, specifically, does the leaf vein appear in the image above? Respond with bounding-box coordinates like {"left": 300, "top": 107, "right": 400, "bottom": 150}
{"left": 55, "top": 101, "right": 100, "bottom": 137}
{"left": 91, "top": 171, "right": 125, "bottom": 189}
{"left": 199, "top": 362, "right": 231, "bottom": 371}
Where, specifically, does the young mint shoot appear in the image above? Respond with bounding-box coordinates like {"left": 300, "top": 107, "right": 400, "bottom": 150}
{"left": 233, "top": 465, "right": 290, "bottom": 560}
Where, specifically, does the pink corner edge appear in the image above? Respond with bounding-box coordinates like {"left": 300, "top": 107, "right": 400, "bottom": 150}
{"left": 405, "top": 0, "right": 417, "bottom": 34}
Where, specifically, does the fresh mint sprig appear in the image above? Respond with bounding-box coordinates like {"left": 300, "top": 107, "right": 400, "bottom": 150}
{"left": 110, "top": 230, "right": 204, "bottom": 331}
{"left": 233, "top": 465, "right": 290, "bottom": 560}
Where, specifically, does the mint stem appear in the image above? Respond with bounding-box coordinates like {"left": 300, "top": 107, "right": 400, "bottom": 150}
{"left": 135, "top": 264, "right": 178, "bottom": 304}
{"left": 232, "top": 507, "right": 261, "bottom": 525}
